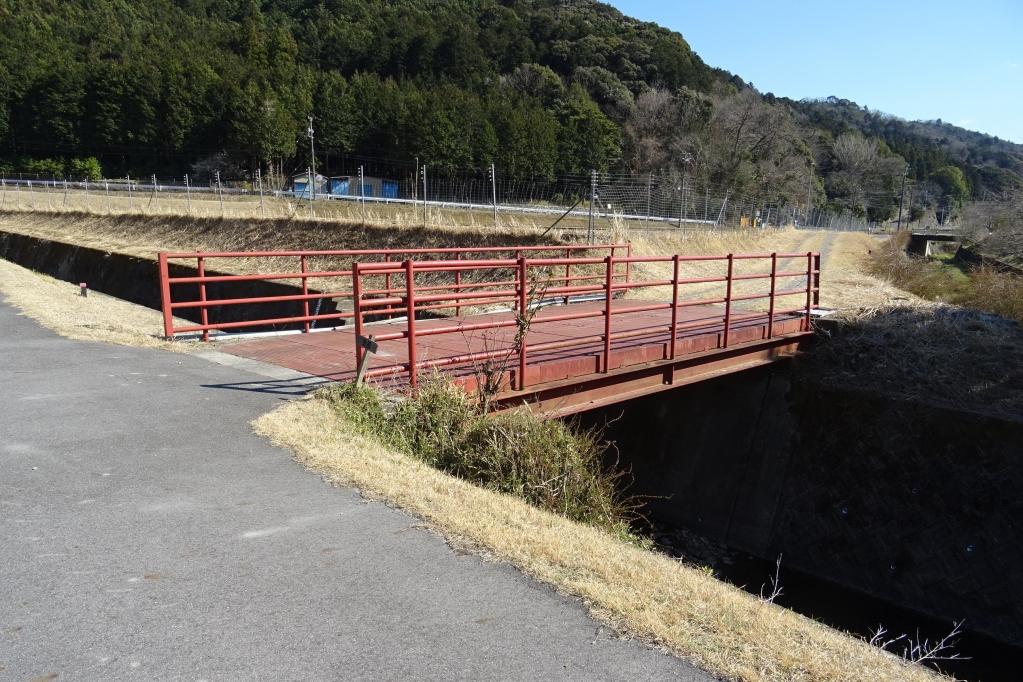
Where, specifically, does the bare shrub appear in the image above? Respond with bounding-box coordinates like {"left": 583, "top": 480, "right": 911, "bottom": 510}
{"left": 868, "top": 620, "right": 968, "bottom": 666}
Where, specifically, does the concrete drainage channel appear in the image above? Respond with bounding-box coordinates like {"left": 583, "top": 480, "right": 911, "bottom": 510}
{"left": 0, "top": 229, "right": 345, "bottom": 335}
{"left": 575, "top": 364, "right": 1023, "bottom": 681}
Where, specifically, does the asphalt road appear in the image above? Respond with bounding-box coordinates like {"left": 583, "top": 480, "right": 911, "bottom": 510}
{"left": 0, "top": 302, "right": 710, "bottom": 681}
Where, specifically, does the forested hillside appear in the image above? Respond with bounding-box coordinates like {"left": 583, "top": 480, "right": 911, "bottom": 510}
{"left": 2, "top": 0, "right": 1020, "bottom": 221}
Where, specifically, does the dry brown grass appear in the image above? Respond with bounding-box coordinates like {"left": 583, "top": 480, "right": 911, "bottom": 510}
{"left": 0, "top": 209, "right": 553, "bottom": 262}
{"left": 622, "top": 227, "right": 904, "bottom": 315}
{"left": 254, "top": 396, "right": 939, "bottom": 682}
{"left": 1, "top": 205, "right": 920, "bottom": 321}
{"left": 0, "top": 185, "right": 639, "bottom": 237}
{"left": 0, "top": 257, "right": 194, "bottom": 350}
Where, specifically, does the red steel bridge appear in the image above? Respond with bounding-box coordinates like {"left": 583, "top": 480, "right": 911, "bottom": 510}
{"left": 158, "top": 244, "right": 820, "bottom": 416}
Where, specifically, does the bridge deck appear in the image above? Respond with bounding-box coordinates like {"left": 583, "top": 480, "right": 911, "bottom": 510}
{"left": 218, "top": 300, "right": 809, "bottom": 413}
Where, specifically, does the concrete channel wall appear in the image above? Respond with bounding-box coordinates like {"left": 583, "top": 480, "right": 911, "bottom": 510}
{"left": 0, "top": 229, "right": 340, "bottom": 332}
{"left": 582, "top": 364, "right": 1023, "bottom": 647}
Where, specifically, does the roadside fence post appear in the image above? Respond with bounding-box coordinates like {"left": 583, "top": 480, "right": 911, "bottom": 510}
{"left": 645, "top": 172, "right": 652, "bottom": 229}
{"left": 587, "top": 170, "right": 596, "bottom": 244}
{"left": 359, "top": 164, "right": 365, "bottom": 218}
{"left": 256, "top": 168, "right": 264, "bottom": 217}
{"left": 421, "top": 165, "right": 428, "bottom": 226}
{"left": 490, "top": 163, "right": 498, "bottom": 227}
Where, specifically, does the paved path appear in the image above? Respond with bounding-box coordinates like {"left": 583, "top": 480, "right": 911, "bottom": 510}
{"left": 0, "top": 302, "right": 709, "bottom": 680}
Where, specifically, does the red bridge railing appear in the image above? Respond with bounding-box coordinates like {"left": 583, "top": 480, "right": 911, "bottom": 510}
{"left": 350, "top": 251, "right": 821, "bottom": 390}
{"left": 157, "top": 243, "right": 630, "bottom": 340}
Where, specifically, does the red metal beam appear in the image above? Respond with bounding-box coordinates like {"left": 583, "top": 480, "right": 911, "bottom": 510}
{"left": 489, "top": 332, "right": 810, "bottom": 417}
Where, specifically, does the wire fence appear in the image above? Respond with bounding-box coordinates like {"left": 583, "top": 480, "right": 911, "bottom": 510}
{"left": 0, "top": 161, "right": 875, "bottom": 238}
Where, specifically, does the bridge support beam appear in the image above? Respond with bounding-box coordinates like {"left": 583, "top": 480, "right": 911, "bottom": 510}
{"left": 490, "top": 332, "right": 811, "bottom": 418}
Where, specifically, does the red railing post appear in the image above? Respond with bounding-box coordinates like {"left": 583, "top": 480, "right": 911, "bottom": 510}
{"left": 625, "top": 242, "right": 632, "bottom": 284}
{"left": 767, "top": 252, "right": 778, "bottom": 339}
{"left": 804, "top": 251, "right": 814, "bottom": 331}
{"left": 404, "top": 259, "right": 418, "bottom": 389}
{"left": 814, "top": 253, "right": 822, "bottom": 307}
{"left": 602, "top": 255, "right": 614, "bottom": 372}
{"left": 722, "top": 253, "right": 734, "bottom": 348}
{"left": 352, "top": 261, "right": 365, "bottom": 368}
{"left": 158, "top": 253, "right": 174, "bottom": 339}
{"left": 517, "top": 256, "right": 528, "bottom": 390}
{"left": 384, "top": 253, "right": 392, "bottom": 299}
{"left": 197, "top": 255, "right": 209, "bottom": 342}
{"left": 454, "top": 251, "right": 462, "bottom": 316}
{"left": 300, "top": 254, "right": 310, "bottom": 333}
{"left": 563, "top": 247, "right": 571, "bottom": 305}
{"left": 669, "top": 254, "right": 679, "bottom": 360}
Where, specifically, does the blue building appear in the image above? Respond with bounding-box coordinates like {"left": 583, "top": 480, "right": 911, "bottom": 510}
{"left": 326, "top": 175, "right": 400, "bottom": 199}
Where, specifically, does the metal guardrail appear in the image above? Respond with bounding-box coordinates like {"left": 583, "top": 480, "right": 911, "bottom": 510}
{"left": 157, "top": 244, "right": 630, "bottom": 341}
{"left": 349, "top": 251, "right": 820, "bottom": 389}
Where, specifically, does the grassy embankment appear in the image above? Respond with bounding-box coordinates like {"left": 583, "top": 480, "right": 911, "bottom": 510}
{"left": 0, "top": 182, "right": 693, "bottom": 236}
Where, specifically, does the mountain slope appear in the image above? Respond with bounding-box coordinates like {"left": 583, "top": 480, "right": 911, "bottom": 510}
{"left": 0, "top": 0, "right": 1019, "bottom": 219}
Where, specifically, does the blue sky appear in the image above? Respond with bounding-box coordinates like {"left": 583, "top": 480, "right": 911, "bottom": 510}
{"left": 609, "top": 1, "right": 1023, "bottom": 143}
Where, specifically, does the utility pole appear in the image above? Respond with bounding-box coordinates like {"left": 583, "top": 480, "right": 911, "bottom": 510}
{"left": 906, "top": 182, "right": 915, "bottom": 229}
{"left": 256, "top": 168, "right": 264, "bottom": 217}
{"left": 895, "top": 163, "right": 909, "bottom": 231}
{"left": 805, "top": 160, "right": 815, "bottom": 226}
{"left": 358, "top": 164, "right": 365, "bottom": 217}
{"left": 715, "top": 190, "right": 729, "bottom": 227}
{"left": 587, "top": 170, "right": 597, "bottom": 243}
{"left": 215, "top": 170, "right": 224, "bottom": 214}
{"left": 645, "top": 172, "right": 652, "bottom": 228}
{"left": 184, "top": 174, "right": 191, "bottom": 213}
{"left": 421, "top": 165, "right": 428, "bottom": 225}
{"left": 127, "top": 174, "right": 133, "bottom": 211}
{"left": 307, "top": 116, "right": 316, "bottom": 202}
{"left": 677, "top": 183, "right": 684, "bottom": 229}
{"left": 679, "top": 153, "right": 693, "bottom": 228}
{"left": 489, "top": 163, "right": 498, "bottom": 227}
